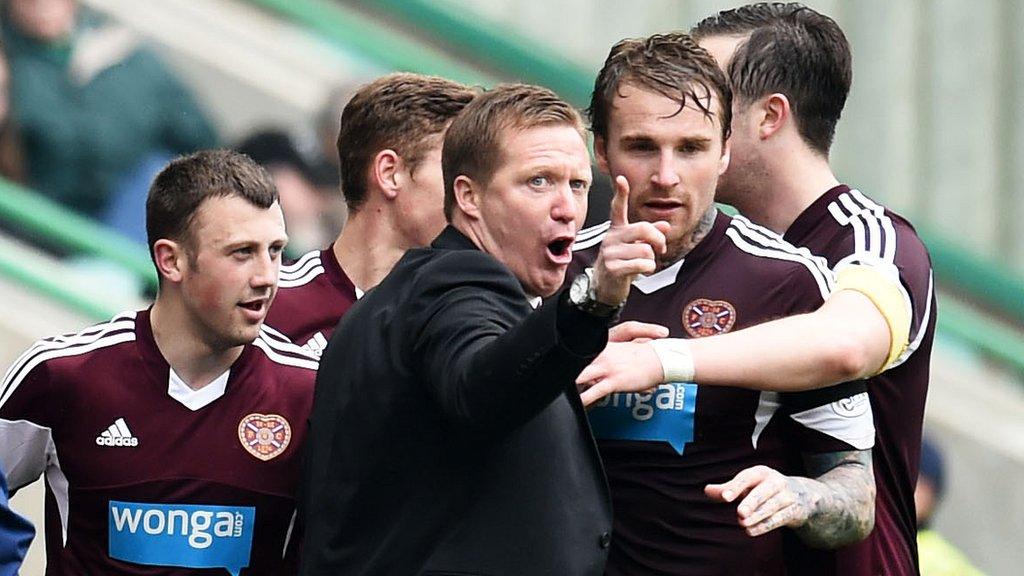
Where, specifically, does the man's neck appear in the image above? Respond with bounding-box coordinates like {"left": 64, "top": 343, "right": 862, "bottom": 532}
{"left": 452, "top": 217, "right": 544, "bottom": 300}
{"left": 333, "top": 208, "right": 408, "bottom": 292}
{"left": 657, "top": 204, "right": 717, "bottom": 271}
{"left": 149, "top": 298, "right": 243, "bottom": 391}
{"left": 740, "top": 151, "right": 839, "bottom": 235}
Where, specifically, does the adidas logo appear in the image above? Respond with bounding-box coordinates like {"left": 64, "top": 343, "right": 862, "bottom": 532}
{"left": 96, "top": 418, "right": 139, "bottom": 447}
{"left": 300, "top": 332, "right": 329, "bottom": 358}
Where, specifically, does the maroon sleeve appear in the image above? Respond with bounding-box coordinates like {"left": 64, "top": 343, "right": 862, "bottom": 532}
{"left": 773, "top": 259, "right": 829, "bottom": 316}
{"left": 774, "top": 259, "right": 875, "bottom": 455}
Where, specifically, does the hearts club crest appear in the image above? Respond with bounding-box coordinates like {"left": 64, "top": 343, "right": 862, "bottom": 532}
{"left": 238, "top": 413, "right": 292, "bottom": 461}
{"left": 683, "top": 298, "right": 737, "bottom": 338}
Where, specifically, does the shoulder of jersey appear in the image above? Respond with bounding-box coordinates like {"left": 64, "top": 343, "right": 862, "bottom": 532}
{"left": 279, "top": 249, "right": 326, "bottom": 289}
{"left": 1, "top": 310, "right": 138, "bottom": 405}
{"left": 825, "top": 188, "right": 913, "bottom": 265}
{"left": 573, "top": 221, "right": 610, "bottom": 252}
{"left": 724, "top": 215, "right": 836, "bottom": 299}
{"left": 254, "top": 324, "right": 321, "bottom": 371}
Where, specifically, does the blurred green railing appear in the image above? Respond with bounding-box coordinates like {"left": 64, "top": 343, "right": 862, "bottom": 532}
{"left": 923, "top": 227, "right": 1024, "bottom": 325}
{"left": 0, "top": 178, "right": 157, "bottom": 292}
{"left": 0, "top": 244, "right": 121, "bottom": 321}
{"left": 246, "top": 0, "right": 498, "bottom": 87}
{"left": 354, "top": 0, "right": 596, "bottom": 107}
{"left": 938, "top": 298, "right": 1024, "bottom": 373}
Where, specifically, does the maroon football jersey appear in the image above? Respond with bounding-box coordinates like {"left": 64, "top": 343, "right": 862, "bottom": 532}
{"left": 266, "top": 246, "right": 359, "bottom": 357}
{"left": 572, "top": 212, "right": 875, "bottom": 575}
{"left": 0, "top": 309, "right": 318, "bottom": 575}
{"left": 782, "top": 186, "right": 935, "bottom": 576}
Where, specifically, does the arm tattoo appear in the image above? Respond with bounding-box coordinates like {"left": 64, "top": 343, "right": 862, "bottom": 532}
{"left": 791, "top": 449, "right": 876, "bottom": 549}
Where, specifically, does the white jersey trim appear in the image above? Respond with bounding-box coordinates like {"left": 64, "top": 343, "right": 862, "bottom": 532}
{"left": 724, "top": 227, "right": 834, "bottom": 302}
{"left": 278, "top": 266, "right": 326, "bottom": 289}
{"left": 279, "top": 249, "right": 326, "bottom": 288}
{"left": 789, "top": 392, "right": 875, "bottom": 450}
{"left": 1, "top": 313, "right": 138, "bottom": 408}
{"left": 573, "top": 221, "right": 609, "bottom": 252}
{"left": 576, "top": 221, "right": 610, "bottom": 241}
{"left": 890, "top": 271, "right": 934, "bottom": 368}
{"left": 571, "top": 216, "right": 835, "bottom": 301}
{"left": 261, "top": 324, "right": 326, "bottom": 361}
{"left": 751, "top": 391, "right": 781, "bottom": 449}
{"left": 827, "top": 189, "right": 898, "bottom": 265}
{"left": 259, "top": 323, "right": 295, "bottom": 345}
{"left": 827, "top": 189, "right": 933, "bottom": 360}
{"left": 254, "top": 327, "right": 321, "bottom": 371}
{"left": 299, "top": 332, "right": 329, "bottom": 358}
{"left": 632, "top": 259, "right": 685, "bottom": 294}
{"left": 279, "top": 249, "right": 320, "bottom": 278}
{"left": 729, "top": 215, "right": 836, "bottom": 298}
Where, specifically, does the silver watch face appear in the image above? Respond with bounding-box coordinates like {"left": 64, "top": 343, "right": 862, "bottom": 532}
{"left": 569, "top": 272, "right": 589, "bottom": 305}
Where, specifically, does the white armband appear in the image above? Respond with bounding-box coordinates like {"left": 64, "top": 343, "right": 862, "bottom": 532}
{"left": 650, "top": 338, "right": 695, "bottom": 383}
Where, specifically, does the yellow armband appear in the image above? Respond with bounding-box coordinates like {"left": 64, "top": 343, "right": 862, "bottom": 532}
{"left": 834, "top": 264, "right": 911, "bottom": 374}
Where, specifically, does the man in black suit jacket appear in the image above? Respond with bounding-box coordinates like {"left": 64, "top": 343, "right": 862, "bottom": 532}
{"left": 299, "top": 83, "right": 670, "bottom": 576}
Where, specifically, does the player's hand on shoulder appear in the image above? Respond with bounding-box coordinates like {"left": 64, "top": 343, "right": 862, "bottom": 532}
{"left": 592, "top": 176, "right": 669, "bottom": 305}
{"left": 705, "top": 466, "right": 817, "bottom": 537}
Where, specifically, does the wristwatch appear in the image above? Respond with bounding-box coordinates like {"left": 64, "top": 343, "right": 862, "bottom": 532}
{"left": 569, "top": 267, "right": 624, "bottom": 319}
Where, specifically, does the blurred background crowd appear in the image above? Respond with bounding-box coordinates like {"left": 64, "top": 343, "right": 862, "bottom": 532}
{"left": 0, "top": 0, "right": 349, "bottom": 258}
{"left": 0, "top": 0, "right": 1020, "bottom": 574}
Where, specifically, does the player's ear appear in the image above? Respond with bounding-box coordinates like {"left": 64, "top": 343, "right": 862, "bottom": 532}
{"left": 153, "top": 239, "right": 185, "bottom": 283}
{"left": 759, "top": 93, "right": 789, "bottom": 140}
{"left": 452, "top": 175, "right": 481, "bottom": 220}
{"left": 718, "top": 137, "right": 731, "bottom": 176}
{"left": 594, "top": 135, "right": 610, "bottom": 175}
{"left": 371, "top": 149, "right": 404, "bottom": 201}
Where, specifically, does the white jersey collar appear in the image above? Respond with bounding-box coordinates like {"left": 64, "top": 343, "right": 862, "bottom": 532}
{"left": 168, "top": 368, "right": 229, "bottom": 411}
{"left": 632, "top": 259, "right": 685, "bottom": 294}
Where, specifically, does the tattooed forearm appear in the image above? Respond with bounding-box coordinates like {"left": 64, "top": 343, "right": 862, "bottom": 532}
{"left": 792, "top": 450, "right": 875, "bottom": 548}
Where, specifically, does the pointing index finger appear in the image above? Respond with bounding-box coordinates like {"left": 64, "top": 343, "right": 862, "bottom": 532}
{"left": 609, "top": 175, "right": 631, "bottom": 228}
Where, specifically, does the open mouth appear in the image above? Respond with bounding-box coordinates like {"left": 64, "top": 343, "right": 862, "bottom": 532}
{"left": 239, "top": 299, "right": 265, "bottom": 313}
{"left": 546, "top": 236, "right": 574, "bottom": 264}
{"left": 547, "top": 237, "right": 573, "bottom": 258}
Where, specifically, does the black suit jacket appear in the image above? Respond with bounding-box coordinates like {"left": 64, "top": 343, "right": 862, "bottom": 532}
{"left": 299, "top": 226, "right": 613, "bottom": 576}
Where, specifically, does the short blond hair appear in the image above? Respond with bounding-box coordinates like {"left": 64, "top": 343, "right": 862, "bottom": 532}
{"left": 442, "top": 83, "right": 585, "bottom": 221}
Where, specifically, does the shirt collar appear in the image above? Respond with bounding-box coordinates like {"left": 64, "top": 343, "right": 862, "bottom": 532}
{"left": 784, "top": 184, "right": 851, "bottom": 244}
{"left": 431, "top": 225, "right": 480, "bottom": 251}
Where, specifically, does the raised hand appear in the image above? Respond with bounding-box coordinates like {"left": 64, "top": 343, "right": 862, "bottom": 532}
{"left": 591, "top": 176, "right": 670, "bottom": 305}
